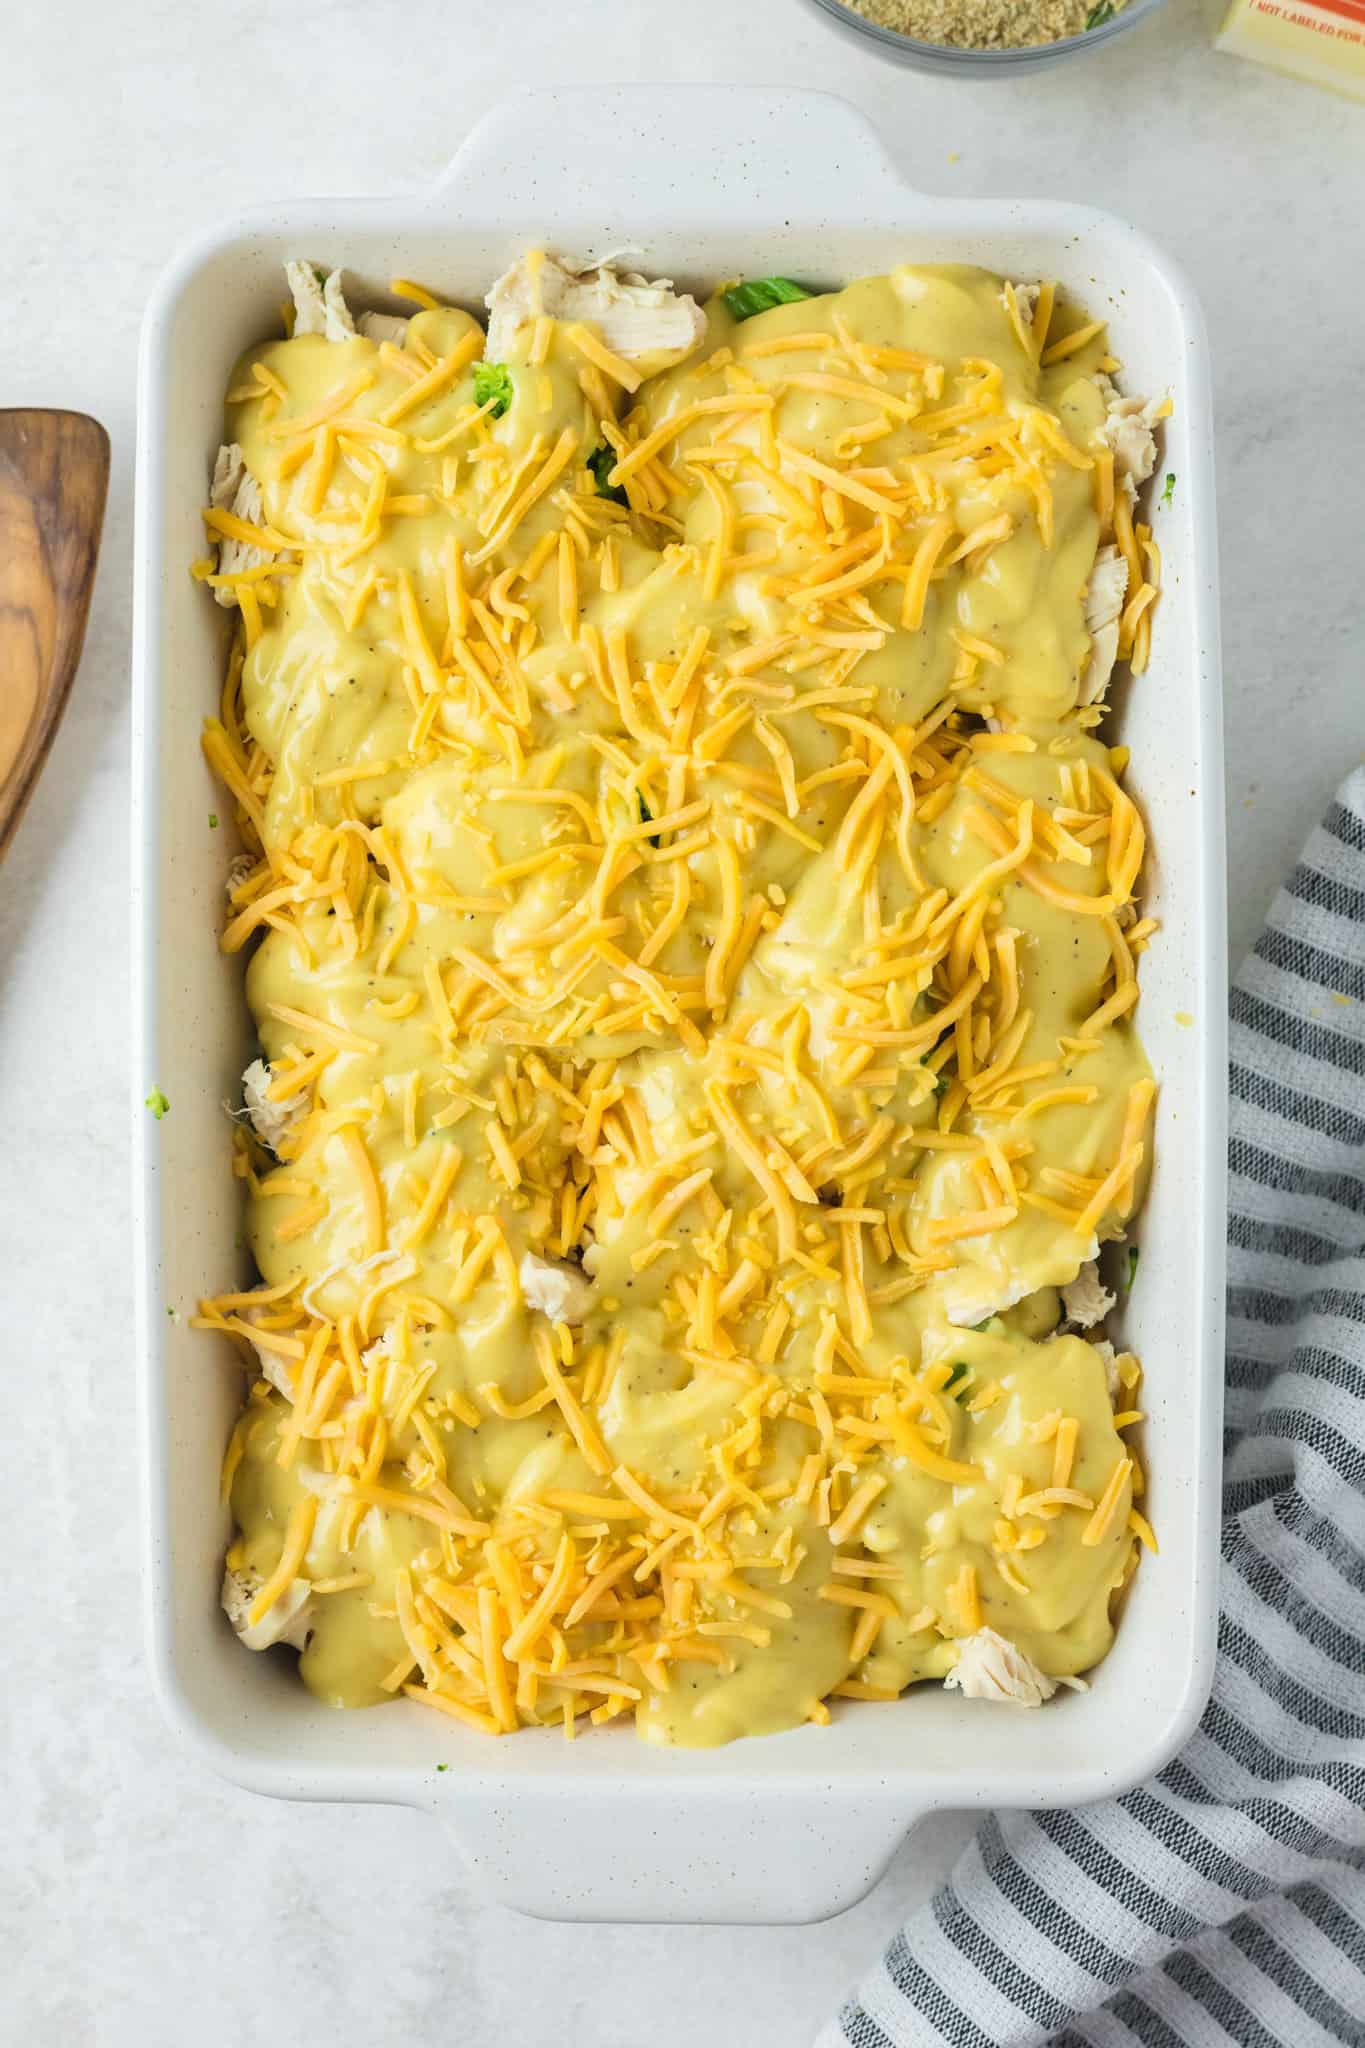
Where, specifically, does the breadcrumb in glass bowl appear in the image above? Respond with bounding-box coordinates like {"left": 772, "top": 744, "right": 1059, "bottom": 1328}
{"left": 803, "top": 0, "right": 1167, "bottom": 70}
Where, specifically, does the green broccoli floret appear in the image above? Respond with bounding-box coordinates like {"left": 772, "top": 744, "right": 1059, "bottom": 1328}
{"left": 473, "top": 361, "right": 513, "bottom": 418}
{"left": 723, "top": 278, "right": 814, "bottom": 322}
{"left": 589, "top": 444, "right": 627, "bottom": 504}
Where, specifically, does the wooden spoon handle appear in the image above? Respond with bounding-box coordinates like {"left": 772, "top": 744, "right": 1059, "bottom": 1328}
{"left": 0, "top": 409, "right": 110, "bottom": 860}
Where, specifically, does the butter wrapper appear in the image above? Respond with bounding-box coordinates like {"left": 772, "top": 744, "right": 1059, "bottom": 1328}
{"left": 1217, "top": 0, "right": 1365, "bottom": 99}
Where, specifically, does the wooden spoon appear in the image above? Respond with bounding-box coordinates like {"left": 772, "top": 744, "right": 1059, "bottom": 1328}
{"left": 0, "top": 409, "right": 109, "bottom": 860}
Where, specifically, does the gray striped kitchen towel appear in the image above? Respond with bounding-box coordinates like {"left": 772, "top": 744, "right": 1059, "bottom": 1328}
{"left": 820, "top": 771, "right": 1365, "bottom": 2047}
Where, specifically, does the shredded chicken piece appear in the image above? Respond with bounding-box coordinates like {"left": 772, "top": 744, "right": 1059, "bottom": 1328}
{"left": 285, "top": 260, "right": 356, "bottom": 342}
{"left": 1095, "top": 374, "right": 1165, "bottom": 499}
{"left": 1061, "top": 1258, "right": 1116, "bottom": 1330}
{"left": 225, "top": 852, "right": 256, "bottom": 898}
{"left": 229, "top": 1289, "right": 299, "bottom": 1399}
{"left": 285, "top": 262, "right": 325, "bottom": 334}
{"left": 519, "top": 1252, "right": 594, "bottom": 1325}
{"left": 208, "top": 443, "right": 269, "bottom": 607}
{"left": 1003, "top": 280, "right": 1040, "bottom": 326}
{"left": 357, "top": 310, "right": 410, "bottom": 347}
{"left": 1078, "top": 544, "right": 1130, "bottom": 706}
{"left": 485, "top": 253, "right": 706, "bottom": 364}
{"left": 250, "top": 1343, "right": 296, "bottom": 1401}
{"left": 222, "top": 1566, "right": 316, "bottom": 1652}
{"left": 943, "top": 1626, "right": 1058, "bottom": 1706}
{"left": 1093, "top": 1339, "right": 1122, "bottom": 1403}
{"left": 242, "top": 1057, "right": 309, "bottom": 1155}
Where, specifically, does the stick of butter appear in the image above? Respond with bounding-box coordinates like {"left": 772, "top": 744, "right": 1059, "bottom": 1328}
{"left": 1217, "top": 0, "right": 1365, "bottom": 98}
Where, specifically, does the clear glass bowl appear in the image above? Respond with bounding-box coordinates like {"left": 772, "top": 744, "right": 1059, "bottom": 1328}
{"left": 803, "top": 0, "right": 1167, "bottom": 72}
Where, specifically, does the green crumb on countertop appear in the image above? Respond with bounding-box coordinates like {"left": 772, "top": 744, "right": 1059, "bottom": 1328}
{"left": 145, "top": 1088, "right": 170, "bottom": 1120}
{"left": 208, "top": 813, "right": 219, "bottom": 829}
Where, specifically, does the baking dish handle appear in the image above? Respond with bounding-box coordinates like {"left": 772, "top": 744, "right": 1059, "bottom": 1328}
{"left": 430, "top": 1786, "right": 926, "bottom": 1924}
{"left": 427, "top": 86, "right": 910, "bottom": 231}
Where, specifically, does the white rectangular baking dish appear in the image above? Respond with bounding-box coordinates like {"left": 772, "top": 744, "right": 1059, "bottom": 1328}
{"left": 131, "top": 86, "right": 1227, "bottom": 1925}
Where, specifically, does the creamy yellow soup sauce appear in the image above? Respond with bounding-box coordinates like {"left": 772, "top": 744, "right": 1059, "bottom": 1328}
{"left": 199, "top": 256, "right": 1160, "bottom": 1746}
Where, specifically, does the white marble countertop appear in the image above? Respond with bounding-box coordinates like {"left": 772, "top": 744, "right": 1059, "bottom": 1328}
{"left": 3, "top": 1, "right": 1362, "bottom": 2039}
